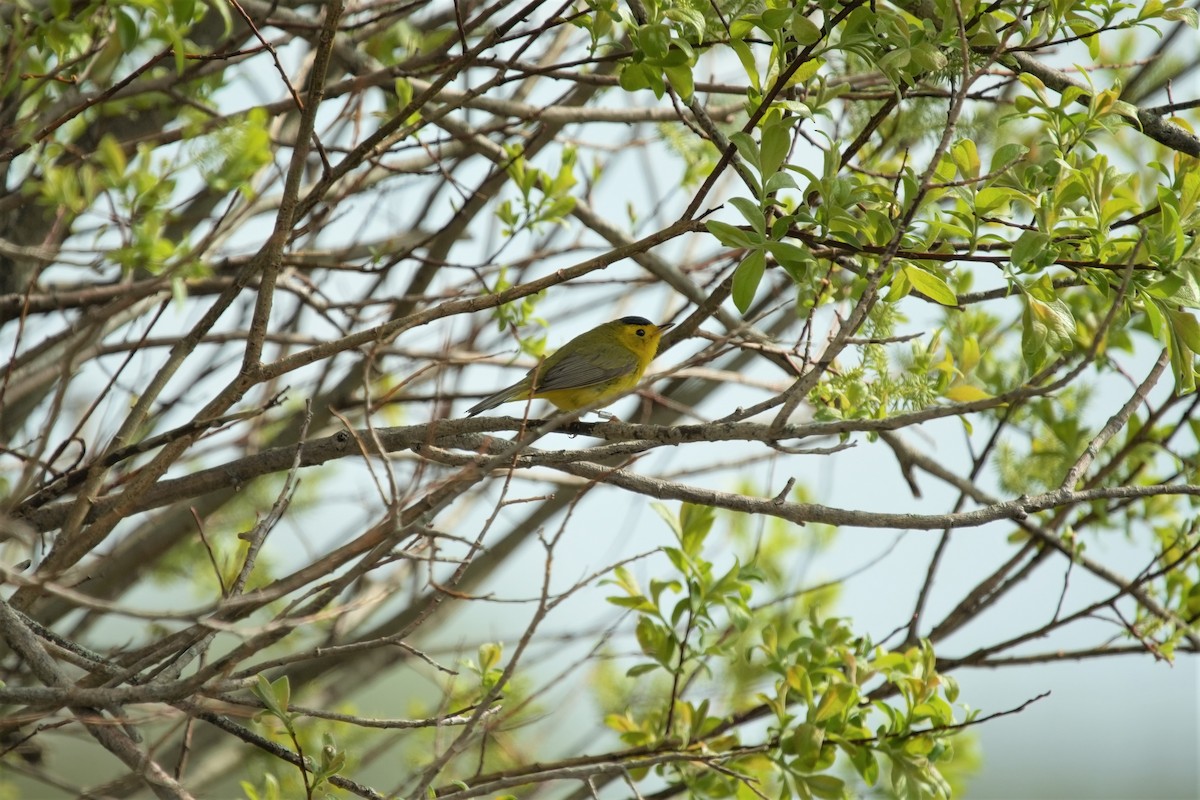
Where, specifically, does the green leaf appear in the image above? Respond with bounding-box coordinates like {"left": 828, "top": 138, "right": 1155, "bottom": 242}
{"left": 619, "top": 61, "right": 662, "bottom": 96}
{"left": 168, "top": 26, "right": 186, "bottom": 74}
{"left": 1154, "top": 330, "right": 1185, "bottom": 391}
{"left": 706, "top": 220, "right": 756, "bottom": 248}
{"left": 96, "top": 134, "right": 127, "bottom": 176}
{"left": 171, "top": 0, "right": 196, "bottom": 24}
{"left": 765, "top": 240, "right": 813, "bottom": 279}
{"left": 1148, "top": 260, "right": 1200, "bottom": 308}
{"left": 990, "top": 142, "right": 1028, "bottom": 173}
{"left": 1143, "top": 292, "right": 1167, "bottom": 339}
{"left": 478, "top": 642, "right": 502, "bottom": 673}
{"left": 1163, "top": 6, "right": 1199, "bottom": 26}
{"left": 951, "top": 139, "right": 979, "bottom": 180}
{"left": 679, "top": 503, "right": 714, "bottom": 555}
{"left": 790, "top": 56, "right": 825, "bottom": 84}
{"left": 1011, "top": 230, "right": 1052, "bottom": 269}
{"left": 902, "top": 265, "right": 958, "bottom": 306}
{"left": 116, "top": 8, "right": 139, "bottom": 50}
{"left": 764, "top": 171, "right": 799, "bottom": 194}
{"left": 790, "top": 12, "right": 823, "bottom": 44}
{"left": 760, "top": 116, "right": 792, "bottom": 178}
{"left": 729, "top": 131, "right": 761, "bottom": 173}
{"left": 791, "top": 722, "right": 825, "bottom": 769}
{"left": 733, "top": 250, "right": 766, "bottom": 313}
{"left": 877, "top": 47, "right": 911, "bottom": 76}
{"left": 885, "top": 266, "right": 912, "bottom": 303}
{"left": 318, "top": 732, "right": 345, "bottom": 777}
{"left": 651, "top": 502, "right": 683, "bottom": 537}
{"left": 945, "top": 384, "right": 993, "bottom": 402}
{"left": 975, "top": 186, "right": 1015, "bottom": 215}
{"left": 665, "top": 6, "right": 707, "bottom": 41}
{"left": 272, "top": 677, "right": 290, "bottom": 715}
{"left": 805, "top": 774, "right": 847, "bottom": 800}
{"left": 253, "top": 674, "right": 290, "bottom": 719}
{"left": 650, "top": 577, "right": 681, "bottom": 604}
{"left": 813, "top": 681, "right": 856, "bottom": 723}
{"left": 1022, "top": 294, "right": 1076, "bottom": 370}
{"left": 664, "top": 63, "right": 694, "bottom": 101}
{"left": 728, "top": 196, "right": 766, "bottom": 233}
{"left": 844, "top": 743, "right": 880, "bottom": 785}
{"left": 1168, "top": 308, "right": 1200, "bottom": 392}
{"left": 1030, "top": 296, "right": 1076, "bottom": 342}
{"left": 639, "top": 23, "right": 671, "bottom": 60}
{"left": 1185, "top": 584, "right": 1200, "bottom": 617}
{"left": 394, "top": 77, "right": 413, "bottom": 108}
{"left": 170, "top": 276, "right": 188, "bottom": 307}
{"left": 607, "top": 595, "right": 656, "bottom": 611}
{"left": 729, "top": 38, "right": 760, "bottom": 91}
{"left": 1167, "top": 308, "right": 1200, "bottom": 352}
{"left": 759, "top": 7, "right": 792, "bottom": 30}
{"left": 635, "top": 616, "right": 675, "bottom": 666}
{"left": 663, "top": 546, "right": 688, "bottom": 574}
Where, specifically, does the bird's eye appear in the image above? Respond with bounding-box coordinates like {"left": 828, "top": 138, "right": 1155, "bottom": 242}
{"left": 636, "top": 329, "right": 645, "bottom": 337}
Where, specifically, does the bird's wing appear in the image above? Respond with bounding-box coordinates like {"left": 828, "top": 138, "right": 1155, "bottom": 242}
{"left": 532, "top": 348, "right": 638, "bottom": 393}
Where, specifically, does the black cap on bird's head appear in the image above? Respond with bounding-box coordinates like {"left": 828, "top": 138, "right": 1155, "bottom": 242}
{"left": 615, "top": 316, "right": 674, "bottom": 334}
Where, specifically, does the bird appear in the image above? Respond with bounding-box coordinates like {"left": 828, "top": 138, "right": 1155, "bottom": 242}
{"left": 465, "top": 316, "right": 673, "bottom": 416}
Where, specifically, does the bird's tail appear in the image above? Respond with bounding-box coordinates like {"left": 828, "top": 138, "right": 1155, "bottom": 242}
{"left": 465, "top": 383, "right": 526, "bottom": 416}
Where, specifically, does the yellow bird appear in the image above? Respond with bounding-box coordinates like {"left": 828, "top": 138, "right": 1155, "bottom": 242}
{"left": 465, "top": 316, "right": 673, "bottom": 416}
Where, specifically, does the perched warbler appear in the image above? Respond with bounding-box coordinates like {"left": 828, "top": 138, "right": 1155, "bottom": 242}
{"left": 465, "top": 316, "right": 673, "bottom": 416}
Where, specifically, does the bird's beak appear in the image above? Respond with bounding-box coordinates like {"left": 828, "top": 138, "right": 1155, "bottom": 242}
{"left": 658, "top": 322, "right": 675, "bottom": 332}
